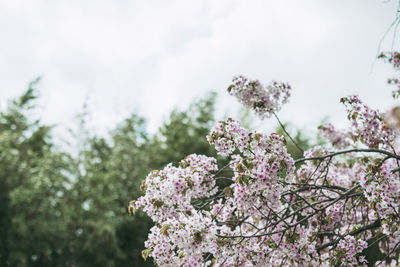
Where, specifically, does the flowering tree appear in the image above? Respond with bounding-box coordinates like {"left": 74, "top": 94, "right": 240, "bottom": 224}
{"left": 130, "top": 52, "right": 400, "bottom": 267}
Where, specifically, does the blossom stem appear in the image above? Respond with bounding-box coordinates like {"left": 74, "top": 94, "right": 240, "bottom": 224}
{"left": 273, "top": 112, "right": 304, "bottom": 154}
{"left": 295, "top": 148, "right": 400, "bottom": 164}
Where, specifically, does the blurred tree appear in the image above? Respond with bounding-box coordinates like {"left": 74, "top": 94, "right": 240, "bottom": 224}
{"left": 0, "top": 82, "right": 75, "bottom": 266}
{"left": 72, "top": 115, "right": 153, "bottom": 267}
{"left": 150, "top": 92, "right": 219, "bottom": 167}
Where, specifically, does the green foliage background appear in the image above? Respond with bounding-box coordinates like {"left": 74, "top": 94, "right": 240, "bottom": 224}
{"left": 0, "top": 83, "right": 225, "bottom": 266}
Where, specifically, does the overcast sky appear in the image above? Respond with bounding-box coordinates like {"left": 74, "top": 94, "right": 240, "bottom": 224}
{"left": 0, "top": 0, "right": 399, "bottom": 141}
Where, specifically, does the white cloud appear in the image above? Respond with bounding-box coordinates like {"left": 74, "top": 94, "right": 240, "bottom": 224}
{"left": 0, "top": 0, "right": 398, "bottom": 138}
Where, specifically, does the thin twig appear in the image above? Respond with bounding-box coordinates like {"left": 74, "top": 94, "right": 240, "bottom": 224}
{"left": 273, "top": 112, "right": 304, "bottom": 153}
{"left": 295, "top": 148, "right": 400, "bottom": 164}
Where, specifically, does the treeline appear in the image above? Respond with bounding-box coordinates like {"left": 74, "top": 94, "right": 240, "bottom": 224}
{"left": 0, "top": 82, "right": 225, "bottom": 267}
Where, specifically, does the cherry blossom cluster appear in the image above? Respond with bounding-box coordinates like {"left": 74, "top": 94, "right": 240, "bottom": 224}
{"left": 210, "top": 118, "right": 295, "bottom": 213}
{"left": 206, "top": 120, "right": 330, "bottom": 266}
{"left": 132, "top": 154, "right": 220, "bottom": 266}
{"left": 340, "top": 95, "right": 395, "bottom": 149}
{"left": 380, "top": 51, "right": 400, "bottom": 98}
{"left": 391, "top": 52, "right": 400, "bottom": 68}
{"left": 132, "top": 60, "right": 400, "bottom": 266}
{"left": 318, "top": 122, "right": 351, "bottom": 149}
{"left": 227, "top": 75, "right": 291, "bottom": 119}
{"left": 360, "top": 158, "right": 400, "bottom": 259}
{"left": 206, "top": 118, "right": 250, "bottom": 157}
{"left": 360, "top": 159, "right": 400, "bottom": 220}
{"left": 140, "top": 210, "right": 219, "bottom": 266}
{"left": 134, "top": 116, "right": 399, "bottom": 266}
{"left": 134, "top": 154, "right": 218, "bottom": 222}
{"left": 336, "top": 235, "right": 368, "bottom": 266}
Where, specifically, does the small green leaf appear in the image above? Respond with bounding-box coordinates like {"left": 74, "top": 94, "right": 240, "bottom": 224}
{"left": 141, "top": 248, "right": 151, "bottom": 261}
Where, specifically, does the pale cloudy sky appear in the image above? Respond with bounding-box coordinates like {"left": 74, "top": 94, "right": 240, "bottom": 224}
{"left": 0, "top": 0, "right": 399, "bottom": 140}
